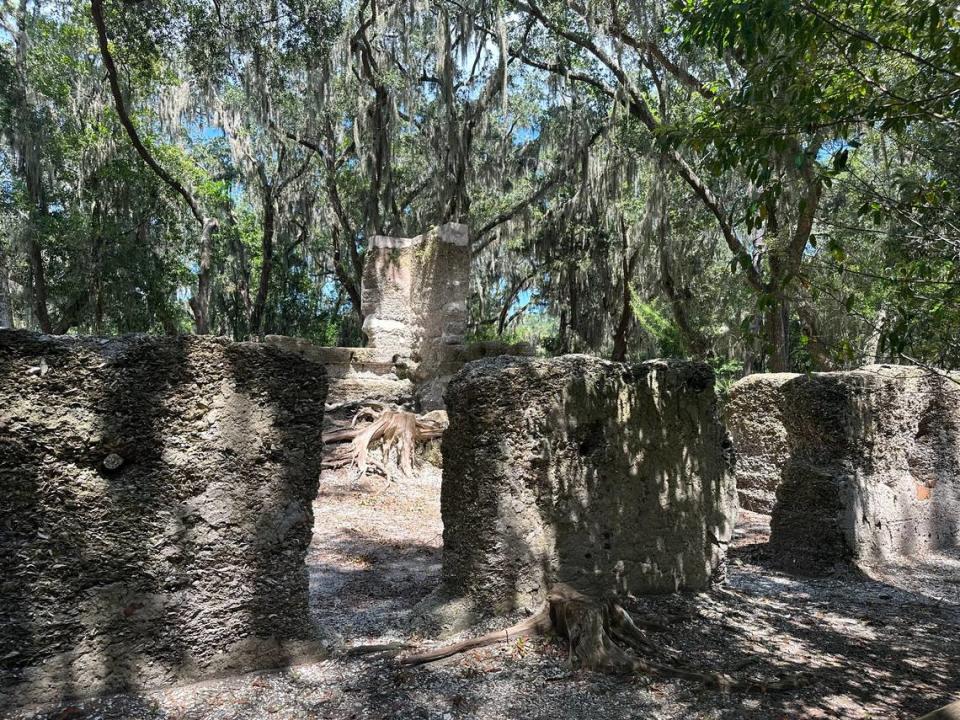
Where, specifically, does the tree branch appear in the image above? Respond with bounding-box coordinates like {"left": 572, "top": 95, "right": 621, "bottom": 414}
{"left": 90, "top": 0, "right": 205, "bottom": 226}
{"left": 473, "top": 125, "right": 608, "bottom": 255}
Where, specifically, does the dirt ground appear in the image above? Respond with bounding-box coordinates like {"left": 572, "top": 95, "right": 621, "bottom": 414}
{"left": 7, "top": 464, "right": 960, "bottom": 720}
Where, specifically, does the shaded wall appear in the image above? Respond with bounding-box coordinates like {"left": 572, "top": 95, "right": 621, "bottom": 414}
{"left": 0, "top": 331, "right": 327, "bottom": 710}
{"left": 724, "top": 373, "right": 797, "bottom": 513}
{"left": 439, "top": 355, "right": 737, "bottom": 617}
{"left": 771, "top": 365, "right": 960, "bottom": 572}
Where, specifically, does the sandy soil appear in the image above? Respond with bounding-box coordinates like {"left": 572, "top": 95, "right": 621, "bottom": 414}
{"left": 7, "top": 465, "right": 960, "bottom": 720}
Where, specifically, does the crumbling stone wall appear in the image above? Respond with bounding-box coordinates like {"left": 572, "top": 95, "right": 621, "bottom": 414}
{"left": 724, "top": 373, "right": 798, "bottom": 513}
{"left": 438, "top": 355, "right": 737, "bottom": 618}
{"left": 0, "top": 331, "right": 327, "bottom": 710}
{"left": 770, "top": 365, "right": 960, "bottom": 572}
{"left": 264, "top": 333, "right": 533, "bottom": 412}
{"left": 269, "top": 224, "right": 476, "bottom": 414}
{"left": 360, "top": 223, "right": 469, "bottom": 365}
{"left": 414, "top": 339, "right": 536, "bottom": 412}
{"left": 263, "top": 335, "right": 415, "bottom": 407}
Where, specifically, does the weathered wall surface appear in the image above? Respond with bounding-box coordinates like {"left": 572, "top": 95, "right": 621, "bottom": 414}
{"left": 360, "top": 223, "right": 469, "bottom": 364}
{"left": 770, "top": 365, "right": 960, "bottom": 572}
{"left": 0, "top": 331, "right": 328, "bottom": 710}
{"left": 724, "top": 373, "right": 798, "bottom": 513}
{"left": 438, "top": 355, "right": 737, "bottom": 618}
{"left": 283, "top": 224, "right": 510, "bottom": 413}
{"left": 263, "top": 335, "right": 415, "bottom": 407}
{"left": 414, "top": 339, "right": 536, "bottom": 412}
{"left": 263, "top": 334, "right": 533, "bottom": 413}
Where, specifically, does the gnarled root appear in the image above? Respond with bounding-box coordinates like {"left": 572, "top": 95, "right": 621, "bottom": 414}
{"left": 397, "top": 608, "right": 553, "bottom": 666}
{"left": 399, "top": 583, "right": 808, "bottom": 693}
{"left": 322, "top": 403, "right": 447, "bottom": 480}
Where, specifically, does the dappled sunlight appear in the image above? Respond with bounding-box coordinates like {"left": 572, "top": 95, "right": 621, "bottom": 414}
{"left": 765, "top": 366, "right": 960, "bottom": 574}
{"left": 0, "top": 333, "right": 327, "bottom": 712}
{"left": 436, "top": 354, "right": 734, "bottom": 620}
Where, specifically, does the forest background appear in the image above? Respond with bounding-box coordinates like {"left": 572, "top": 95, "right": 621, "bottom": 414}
{"left": 1, "top": 0, "right": 958, "bottom": 383}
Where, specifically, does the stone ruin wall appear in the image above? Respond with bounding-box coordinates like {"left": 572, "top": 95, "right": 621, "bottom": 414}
{"left": 0, "top": 331, "right": 328, "bottom": 710}
{"left": 361, "top": 224, "right": 469, "bottom": 358}
{"left": 725, "top": 366, "right": 960, "bottom": 572}
{"left": 359, "top": 222, "right": 472, "bottom": 411}
{"left": 435, "top": 355, "right": 737, "bottom": 623}
{"left": 262, "top": 338, "right": 417, "bottom": 408}
{"left": 723, "top": 373, "right": 797, "bottom": 514}
{"left": 771, "top": 366, "right": 960, "bottom": 572}
{"left": 262, "top": 335, "right": 535, "bottom": 423}
{"left": 265, "top": 222, "right": 533, "bottom": 413}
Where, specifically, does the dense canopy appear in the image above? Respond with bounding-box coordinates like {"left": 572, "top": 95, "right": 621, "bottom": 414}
{"left": 1, "top": 0, "right": 958, "bottom": 375}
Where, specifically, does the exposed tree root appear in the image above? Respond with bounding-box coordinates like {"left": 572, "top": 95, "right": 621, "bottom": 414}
{"left": 399, "top": 584, "right": 808, "bottom": 693}
{"left": 342, "top": 642, "right": 409, "bottom": 658}
{"left": 322, "top": 403, "right": 447, "bottom": 480}
{"left": 397, "top": 608, "right": 554, "bottom": 666}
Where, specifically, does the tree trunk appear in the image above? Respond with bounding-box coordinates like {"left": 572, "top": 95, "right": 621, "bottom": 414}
{"left": 658, "top": 220, "right": 709, "bottom": 358}
{"left": 189, "top": 219, "right": 219, "bottom": 335}
{"left": 660, "top": 258, "right": 707, "bottom": 358}
{"left": 764, "top": 299, "right": 790, "bottom": 372}
{"left": 319, "top": 118, "right": 364, "bottom": 326}
{"left": 26, "top": 232, "right": 52, "bottom": 334}
{"left": 0, "top": 245, "right": 12, "bottom": 329}
{"left": 225, "top": 212, "right": 252, "bottom": 338}
{"left": 567, "top": 261, "right": 579, "bottom": 352}
{"left": 248, "top": 188, "right": 275, "bottom": 339}
{"left": 557, "top": 308, "right": 569, "bottom": 354}
{"left": 332, "top": 225, "right": 363, "bottom": 319}
{"left": 796, "top": 299, "right": 834, "bottom": 370}
{"left": 611, "top": 265, "right": 632, "bottom": 361}
{"left": 90, "top": 180, "right": 104, "bottom": 334}
{"left": 93, "top": 0, "right": 217, "bottom": 336}
{"left": 743, "top": 313, "right": 763, "bottom": 375}
{"left": 497, "top": 273, "right": 533, "bottom": 336}
{"left": 14, "top": 1, "right": 51, "bottom": 334}
{"left": 612, "top": 220, "right": 640, "bottom": 362}
{"left": 864, "top": 306, "right": 888, "bottom": 363}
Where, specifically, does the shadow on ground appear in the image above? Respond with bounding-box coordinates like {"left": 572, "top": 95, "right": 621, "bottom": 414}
{"left": 7, "top": 473, "right": 959, "bottom": 720}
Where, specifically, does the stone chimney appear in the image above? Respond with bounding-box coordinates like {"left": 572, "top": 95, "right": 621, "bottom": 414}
{"left": 360, "top": 222, "right": 469, "bottom": 366}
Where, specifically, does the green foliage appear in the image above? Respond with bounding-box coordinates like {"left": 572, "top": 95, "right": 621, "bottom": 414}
{"left": 468, "top": 311, "right": 558, "bottom": 353}
{"left": 710, "top": 358, "right": 745, "bottom": 403}
{"left": 0, "top": 0, "right": 956, "bottom": 374}
{"left": 630, "top": 297, "right": 686, "bottom": 359}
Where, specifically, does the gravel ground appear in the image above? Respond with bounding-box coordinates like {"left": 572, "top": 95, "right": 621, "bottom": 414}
{"left": 7, "top": 467, "right": 960, "bottom": 720}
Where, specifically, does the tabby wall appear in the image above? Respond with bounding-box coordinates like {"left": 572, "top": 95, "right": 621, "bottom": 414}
{"left": 437, "top": 355, "right": 737, "bottom": 621}
{"left": 771, "top": 365, "right": 960, "bottom": 572}
{"left": 0, "top": 331, "right": 327, "bottom": 710}
{"left": 360, "top": 222, "right": 470, "bottom": 365}
{"left": 723, "top": 373, "right": 797, "bottom": 513}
